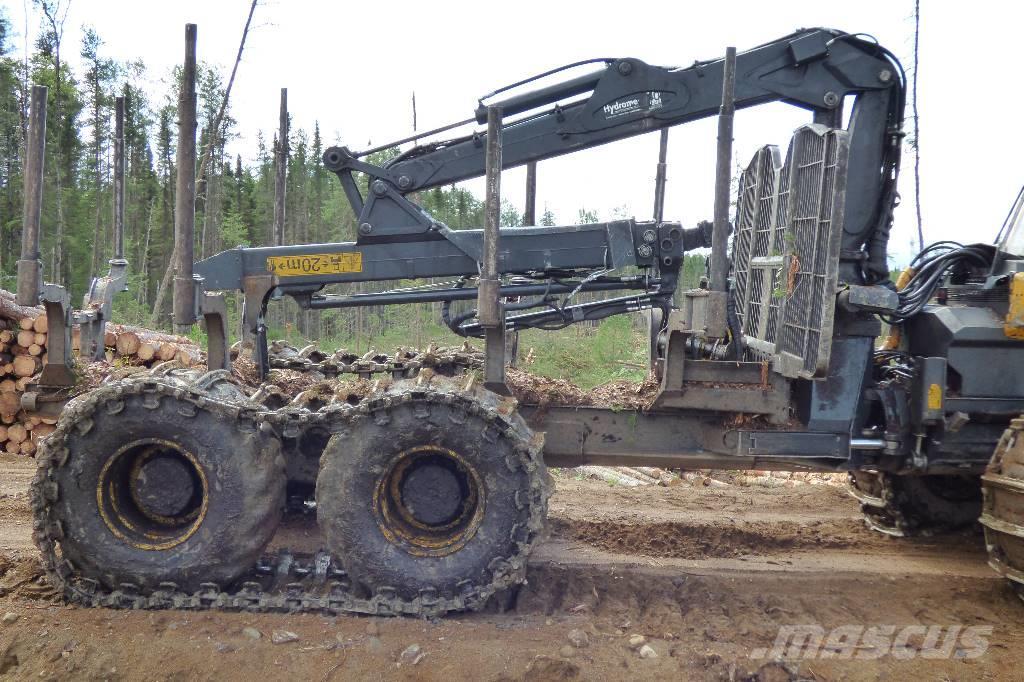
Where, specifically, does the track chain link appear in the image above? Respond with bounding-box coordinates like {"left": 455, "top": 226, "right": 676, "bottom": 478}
{"left": 847, "top": 471, "right": 913, "bottom": 537}
{"left": 29, "top": 343, "right": 545, "bottom": 619}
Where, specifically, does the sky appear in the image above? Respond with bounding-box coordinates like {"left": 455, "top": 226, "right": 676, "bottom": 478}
{"left": 3, "top": 0, "right": 1021, "bottom": 266}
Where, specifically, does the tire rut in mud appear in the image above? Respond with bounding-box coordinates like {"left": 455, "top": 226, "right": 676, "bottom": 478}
{"left": 548, "top": 516, "right": 861, "bottom": 559}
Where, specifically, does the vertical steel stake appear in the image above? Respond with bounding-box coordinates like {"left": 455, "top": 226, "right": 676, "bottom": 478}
{"left": 273, "top": 87, "right": 288, "bottom": 247}
{"left": 479, "top": 106, "right": 509, "bottom": 394}
{"left": 524, "top": 161, "right": 537, "bottom": 226}
{"left": 17, "top": 86, "right": 47, "bottom": 307}
{"left": 172, "top": 24, "right": 198, "bottom": 334}
{"left": 709, "top": 46, "right": 736, "bottom": 295}
{"left": 113, "top": 96, "right": 126, "bottom": 262}
{"left": 653, "top": 129, "right": 669, "bottom": 223}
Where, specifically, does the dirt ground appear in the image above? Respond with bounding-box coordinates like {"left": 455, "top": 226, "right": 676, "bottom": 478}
{"left": 1, "top": 454, "right": 1022, "bottom": 681}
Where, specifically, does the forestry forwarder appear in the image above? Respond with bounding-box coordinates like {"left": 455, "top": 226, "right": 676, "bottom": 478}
{"left": 20, "top": 27, "right": 1024, "bottom": 616}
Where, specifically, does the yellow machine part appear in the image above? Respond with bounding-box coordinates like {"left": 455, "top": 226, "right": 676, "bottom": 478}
{"left": 879, "top": 266, "right": 915, "bottom": 350}
{"left": 1005, "top": 272, "right": 1024, "bottom": 340}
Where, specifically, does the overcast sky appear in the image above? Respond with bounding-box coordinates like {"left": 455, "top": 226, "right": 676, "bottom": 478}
{"left": 4, "top": 0, "right": 1020, "bottom": 265}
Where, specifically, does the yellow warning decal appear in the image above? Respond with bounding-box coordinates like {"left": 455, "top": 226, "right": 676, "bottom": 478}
{"left": 927, "top": 383, "right": 943, "bottom": 411}
{"left": 266, "top": 252, "right": 362, "bottom": 277}
{"left": 1005, "top": 272, "right": 1024, "bottom": 339}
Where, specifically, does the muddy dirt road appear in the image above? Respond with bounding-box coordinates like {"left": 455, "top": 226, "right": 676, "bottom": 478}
{"left": 2, "top": 455, "right": 1022, "bottom": 681}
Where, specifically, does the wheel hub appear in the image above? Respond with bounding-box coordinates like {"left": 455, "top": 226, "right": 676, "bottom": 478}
{"left": 400, "top": 463, "right": 463, "bottom": 526}
{"left": 374, "top": 446, "right": 485, "bottom": 557}
{"left": 98, "top": 439, "right": 208, "bottom": 551}
{"left": 130, "top": 452, "right": 197, "bottom": 519}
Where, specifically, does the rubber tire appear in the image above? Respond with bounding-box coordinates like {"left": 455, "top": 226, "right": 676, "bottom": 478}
{"left": 894, "top": 475, "right": 982, "bottom": 529}
{"left": 52, "top": 389, "right": 286, "bottom": 592}
{"left": 316, "top": 394, "right": 537, "bottom": 602}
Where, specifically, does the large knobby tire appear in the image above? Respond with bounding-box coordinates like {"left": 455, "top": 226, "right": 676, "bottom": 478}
{"left": 316, "top": 379, "right": 547, "bottom": 607}
{"left": 980, "top": 417, "right": 1024, "bottom": 598}
{"left": 48, "top": 377, "right": 286, "bottom": 593}
{"left": 849, "top": 470, "right": 982, "bottom": 536}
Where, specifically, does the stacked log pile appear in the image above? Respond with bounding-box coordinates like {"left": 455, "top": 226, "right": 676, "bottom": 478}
{"left": 0, "top": 289, "right": 201, "bottom": 456}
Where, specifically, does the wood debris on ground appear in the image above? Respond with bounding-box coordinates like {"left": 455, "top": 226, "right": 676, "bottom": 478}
{"left": 569, "top": 466, "right": 846, "bottom": 488}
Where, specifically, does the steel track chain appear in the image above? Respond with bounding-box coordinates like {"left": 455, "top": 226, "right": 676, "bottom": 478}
{"left": 847, "top": 471, "right": 913, "bottom": 537}
{"left": 29, "top": 344, "right": 546, "bottom": 619}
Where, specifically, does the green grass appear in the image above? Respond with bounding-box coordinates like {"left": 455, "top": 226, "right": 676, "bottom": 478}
{"left": 515, "top": 316, "right": 649, "bottom": 389}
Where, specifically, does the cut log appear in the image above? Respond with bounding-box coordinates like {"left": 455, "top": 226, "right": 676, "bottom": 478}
{"left": 16, "top": 330, "right": 34, "bottom": 347}
{"left": 0, "top": 330, "right": 13, "bottom": 344}
{"left": 13, "top": 355, "right": 40, "bottom": 377}
{"left": 19, "top": 439, "right": 36, "bottom": 455}
{"left": 0, "top": 294, "right": 42, "bottom": 323}
{"left": 32, "top": 314, "right": 47, "bottom": 333}
{"left": 0, "top": 425, "right": 7, "bottom": 441}
{"left": 7, "top": 423, "right": 26, "bottom": 444}
{"left": 15, "top": 376, "right": 32, "bottom": 392}
{"left": 33, "top": 332, "right": 46, "bottom": 346}
{"left": 18, "top": 317, "right": 35, "bottom": 331}
{"left": 577, "top": 466, "right": 645, "bottom": 487}
{"left": 116, "top": 331, "right": 141, "bottom": 356}
{"left": 32, "top": 423, "right": 56, "bottom": 441}
{"left": 28, "top": 343, "right": 42, "bottom": 356}
{"left": 613, "top": 466, "right": 661, "bottom": 486}
{"left": 175, "top": 347, "right": 201, "bottom": 366}
{"left": 0, "top": 392, "right": 19, "bottom": 417}
{"left": 0, "top": 379, "right": 15, "bottom": 392}
{"left": 157, "top": 343, "right": 179, "bottom": 361}
{"left": 104, "top": 330, "right": 117, "bottom": 348}
{"left": 4, "top": 440, "right": 19, "bottom": 454}
{"left": 137, "top": 342, "right": 157, "bottom": 361}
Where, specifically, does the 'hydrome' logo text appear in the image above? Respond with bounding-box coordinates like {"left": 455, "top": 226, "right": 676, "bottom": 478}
{"left": 603, "top": 99, "right": 640, "bottom": 117}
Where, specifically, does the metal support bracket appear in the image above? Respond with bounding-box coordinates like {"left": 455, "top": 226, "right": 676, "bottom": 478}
{"left": 240, "top": 274, "right": 275, "bottom": 378}
{"left": 200, "top": 293, "right": 231, "bottom": 371}
{"left": 38, "top": 284, "right": 76, "bottom": 387}
{"left": 78, "top": 258, "right": 129, "bottom": 361}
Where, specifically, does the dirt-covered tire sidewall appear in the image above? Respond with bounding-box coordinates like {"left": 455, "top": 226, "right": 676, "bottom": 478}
{"left": 316, "top": 395, "right": 538, "bottom": 601}
{"left": 52, "top": 389, "right": 285, "bottom": 592}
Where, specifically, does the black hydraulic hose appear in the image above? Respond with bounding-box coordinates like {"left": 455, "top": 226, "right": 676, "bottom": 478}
{"left": 726, "top": 283, "right": 745, "bottom": 361}
{"left": 477, "top": 58, "right": 615, "bottom": 105}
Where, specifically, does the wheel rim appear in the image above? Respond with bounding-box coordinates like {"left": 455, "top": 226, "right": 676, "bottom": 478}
{"left": 373, "top": 445, "right": 485, "bottom": 557}
{"left": 97, "top": 438, "right": 209, "bottom": 551}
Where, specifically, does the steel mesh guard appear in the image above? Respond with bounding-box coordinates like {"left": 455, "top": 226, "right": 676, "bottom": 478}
{"left": 730, "top": 124, "right": 849, "bottom": 378}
